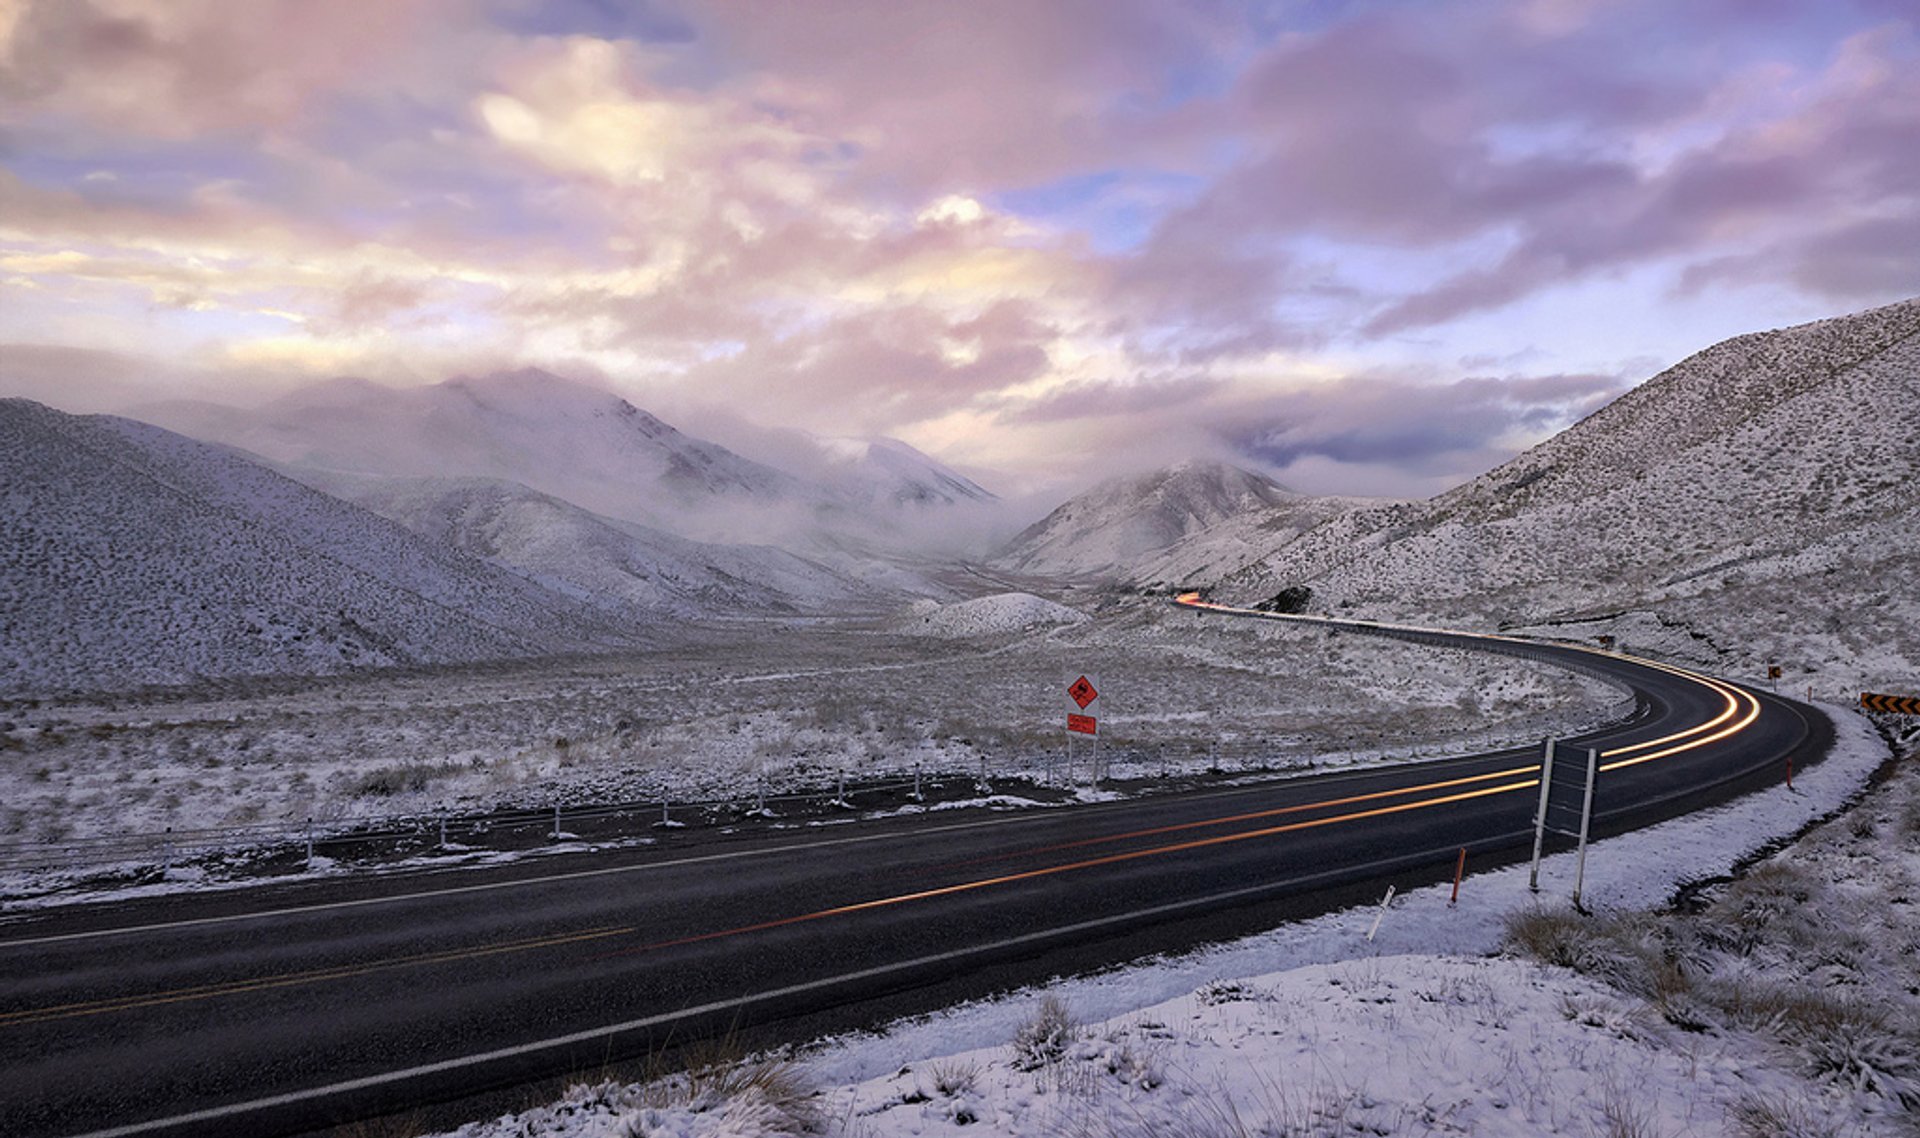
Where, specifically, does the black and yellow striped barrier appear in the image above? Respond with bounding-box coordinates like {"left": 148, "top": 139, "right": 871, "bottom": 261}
{"left": 1860, "top": 691, "right": 1920, "bottom": 715}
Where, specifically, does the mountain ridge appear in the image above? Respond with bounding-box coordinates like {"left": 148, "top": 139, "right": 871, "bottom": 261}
{"left": 1201, "top": 296, "right": 1920, "bottom": 688}
{"left": 0, "top": 398, "right": 655, "bottom": 696}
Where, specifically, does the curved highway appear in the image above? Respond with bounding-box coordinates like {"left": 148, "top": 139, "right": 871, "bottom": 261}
{"left": 0, "top": 600, "right": 1830, "bottom": 1137}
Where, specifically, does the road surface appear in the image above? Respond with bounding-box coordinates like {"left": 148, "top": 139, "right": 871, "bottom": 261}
{"left": 0, "top": 601, "right": 1829, "bottom": 1137}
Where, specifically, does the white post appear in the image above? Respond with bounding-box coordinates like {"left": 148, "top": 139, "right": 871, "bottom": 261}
{"left": 912, "top": 764, "right": 924, "bottom": 802}
{"left": 1366, "top": 885, "right": 1397, "bottom": 942}
{"left": 439, "top": 814, "right": 447, "bottom": 848}
{"left": 1572, "top": 747, "right": 1599, "bottom": 909}
{"left": 1529, "top": 738, "right": 1555, "bottom": 892}
{"left": 978, "top": 755, "right": 991, "bottom": 796}
{"left": 161, "top": 827, "right": 174, "bottom": 880}
{"left": 660, "top": 799, "right": 670, "bottom": 827}
{"left": 552, "top": 802, "right": 562, "bottom": 840}
{"left": 305, "top": 817, "right": 315, "bottom": 867}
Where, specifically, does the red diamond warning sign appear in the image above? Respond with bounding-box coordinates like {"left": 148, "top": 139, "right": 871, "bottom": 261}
{"left": 1068, "top": 675, "right": 1099, "bottom": 709}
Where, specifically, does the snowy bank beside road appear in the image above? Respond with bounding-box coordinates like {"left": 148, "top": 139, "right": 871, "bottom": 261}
{"left": 443, "top": 704, "right": 1896, "bottom": 1138}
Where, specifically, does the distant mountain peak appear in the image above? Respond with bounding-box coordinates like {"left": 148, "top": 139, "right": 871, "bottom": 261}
{"left": 991, "top": 458, "right": 1316, "bottom": 579}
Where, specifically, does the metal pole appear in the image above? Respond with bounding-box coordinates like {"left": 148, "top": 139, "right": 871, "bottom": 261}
{"left": 1366, "top": 885, "right": 1396, "bottom": 942}
{"left": 305, "top": 817, "right": 314, "bottom": 867}
{"left": 1450, "top": 847, "right": 1466, "bottom": 906}
{"left": 1528, "top": 738, "right": 1555, "bottom": 892}
{"left": 161, "top": 827, "right": 173, "bottom": 880}
{"left": 1572, "top": 746, "right": 1599, "bottom": 909}
{"left": 978, "top": 755, "right": 991, "bottom": 796}
{"left": 913, "top": 764, "right": 923, "bottom": 802}
{"left": 439, "top": 815, "right": 447, "bottom": 848}
{"left": 552, "top": 802, "right": 562, "bottom": 840}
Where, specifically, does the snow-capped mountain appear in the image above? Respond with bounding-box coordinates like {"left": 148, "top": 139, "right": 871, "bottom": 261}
{"left": 1212, "top": 297, "right": 1920, "bottom": 688}
{"left": 0, "top": 399, "right": 652, "bottom": 695}
{"left": 141, "top": 369, "right": 822, "bottom": 543}
{"left": 992, "top": 460, "right": 1350, "bottom": 580}
{"left": 816, "top": 437, "right": 997, "bottom": 508}
{"left": 317, "top": 474, "right": 874, "bottom": 618}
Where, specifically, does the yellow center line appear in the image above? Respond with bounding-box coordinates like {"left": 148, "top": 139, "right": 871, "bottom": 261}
{"left": 930, "top": 762, "right": 1547, "bottom": 872}
{"left": 611, "top": 777, "right": 1541, "bottom": 958}
{"left": 2, "top": 925, "right": 633, "bottom": 1029}
{"left": 1177, "top": 594, "right": 1765, "bottom": 770}
{"left": 12, "top": 605, "right": 1771, "bottom": 1031}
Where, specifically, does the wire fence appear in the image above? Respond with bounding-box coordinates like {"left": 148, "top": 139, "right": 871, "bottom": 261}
{"left": 0, "top": 684, "right": 1638, "bottom": 886}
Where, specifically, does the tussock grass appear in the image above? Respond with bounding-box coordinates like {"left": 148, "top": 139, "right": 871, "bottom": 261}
{"left": 1010, "top": 994, "right": 1079, "bottom": 1072}
{"left": 1505, "top": 762, "right": 1920, "bottom": 1119}
{"left": 1729, "top": 1092, "right": 1848, "bottom": 1138}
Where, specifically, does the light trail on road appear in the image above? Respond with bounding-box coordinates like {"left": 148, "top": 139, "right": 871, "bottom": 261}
{"left": 0, "top": 594, "right": 1814, "bottom": 1138}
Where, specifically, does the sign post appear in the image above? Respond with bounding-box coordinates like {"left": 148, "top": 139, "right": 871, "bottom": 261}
{"left": 1066, "top": 673, "right": 1100, "bottom": 785}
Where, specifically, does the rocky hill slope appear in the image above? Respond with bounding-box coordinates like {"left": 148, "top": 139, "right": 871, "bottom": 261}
{"left": 1214, "top": 297, "right": 1920, "bottom": 689}
{"left": 0, "top": 400, "right": 651, "bottom": 695}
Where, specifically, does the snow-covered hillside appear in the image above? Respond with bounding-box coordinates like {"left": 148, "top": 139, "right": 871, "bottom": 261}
{"left": 323, "top": 475, "right": 873, "bottom": 618}
{"left": 993, "top": 460, "right": 1351, "bottom": 580}
{"left": 1210, "top": 297, "right": 1920, "bottom": 691}
{"left": 0, "top": 399, "right": 649, "bottom": 696}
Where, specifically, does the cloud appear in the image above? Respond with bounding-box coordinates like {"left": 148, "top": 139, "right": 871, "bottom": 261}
{"left": 2, "top": 0, "right": 1916, "bottom": 500}
{"left": 996, "top": 374, "right": 1230, "bottom": 426}
{"left": 1358, "top": 17, "right": 1920, "bottom": 333}
{"left": 0, "top": 0, "right": 452, "bottom": 139}
{"left": 1219, "top": 371, "right": 1628, "bottom": 478}
{"left": 693, "top": 0, "right": 1237, "bottom": 194}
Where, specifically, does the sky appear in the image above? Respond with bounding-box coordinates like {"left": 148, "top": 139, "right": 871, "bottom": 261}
{"left": 1, "top": 0, "right": 1916, "bottom": 498}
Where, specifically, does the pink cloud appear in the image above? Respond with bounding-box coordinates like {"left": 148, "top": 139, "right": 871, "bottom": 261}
{"left": 0, "top": 1, "right": 455, "bottom": 138}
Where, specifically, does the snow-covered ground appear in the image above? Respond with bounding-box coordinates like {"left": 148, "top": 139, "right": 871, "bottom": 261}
{"left": 0, "top": 605, "right": 1623, "bottom": 899}
{"left": 893, "top": 592, "right": 1089, "bottom": 638}
{"left": 439, "top": 706, "right": 1909, "bottom": 1137}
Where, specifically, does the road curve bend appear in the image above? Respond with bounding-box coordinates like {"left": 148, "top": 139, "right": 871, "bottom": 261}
{"left": 0, "top": 601, "right": 1831, "bottom": 1138}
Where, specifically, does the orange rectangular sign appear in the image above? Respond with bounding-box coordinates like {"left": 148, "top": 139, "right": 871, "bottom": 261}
{"left": 1067, "top": 713, "right": 1098, "bottom": 735}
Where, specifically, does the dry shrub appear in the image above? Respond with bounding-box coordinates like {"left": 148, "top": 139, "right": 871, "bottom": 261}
{"left": 925, "top": 1057, "right": 978, "bottom": 1098}
{"left": 622, "top": 1036, "right": 820, "bottom": 1136}
{"left": 1010, "top": 994, "right": 1078, "bottom": 1072}
{"left": 1729, "top": 1091, "right": 1847, "bottom": 1138}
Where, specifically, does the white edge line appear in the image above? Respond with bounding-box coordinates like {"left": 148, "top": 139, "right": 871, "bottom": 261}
{"left": 63, "top": 848, "right": 1473, "bottom": 1138}
{"left": 2, "top": 759, "right": 1459, "bottom": 950}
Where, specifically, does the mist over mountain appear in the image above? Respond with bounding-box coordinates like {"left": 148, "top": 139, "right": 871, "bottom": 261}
{"left": 140, "top": 370, "right": 821, "bottom": 542}
{"left": 0, "top": 399, "right": 652, "bottom": 695}
{"left": 313, "top": 474, "right": 872, "bottom": 619}
{"left": 141, "top": 370, "right": 1007, "bottom": 556}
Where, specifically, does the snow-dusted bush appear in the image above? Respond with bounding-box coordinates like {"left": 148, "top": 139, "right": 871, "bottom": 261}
{"left": 1009, "top": 994, "right": 1078, "bottom": 1072}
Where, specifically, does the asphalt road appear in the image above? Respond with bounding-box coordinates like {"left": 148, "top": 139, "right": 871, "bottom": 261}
{"left": 0, "top": 602, "right": 1831, "bottom": 1137}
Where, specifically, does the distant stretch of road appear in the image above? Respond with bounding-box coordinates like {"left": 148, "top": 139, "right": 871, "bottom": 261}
{"left": 0, "top": 599, "right": 1830, "bottom": 1137}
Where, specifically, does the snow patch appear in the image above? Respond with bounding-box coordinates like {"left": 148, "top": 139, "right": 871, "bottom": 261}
{"left": 899, "top": 593, "right": 1088, "bottom": 639}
